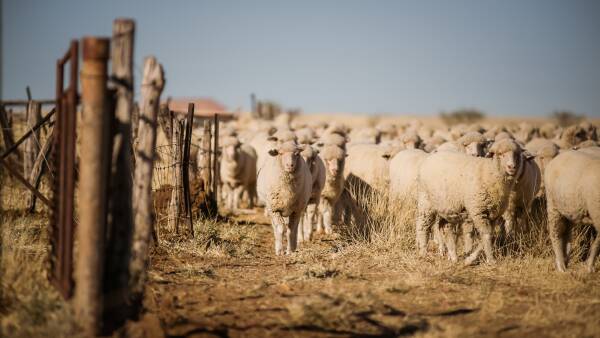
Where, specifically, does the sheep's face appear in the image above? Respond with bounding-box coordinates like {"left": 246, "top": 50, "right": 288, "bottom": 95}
{"left": 270, "top": 144, "right": 302, "bottom": 173}
{"left": 465, "top": 142, "right": 484, "bottom": 157}
{"left": 326, "top": 159, "right": 342, "bottom": 176}
{"left": 223, "top": 143, "right": 240, "bottom": 160}
{"left": 496, "top": 150, "right": 521, "bottom": 176}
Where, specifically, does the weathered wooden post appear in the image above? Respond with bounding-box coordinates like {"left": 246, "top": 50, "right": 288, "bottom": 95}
{"left": 103, "top": 18, "right": 135, "bottom": 330}
{"left": 24, "top": 100, "right": 41, "bottom": 177}
{"left": 27, "top": 126, "right": 54, "bottom": 212}
{"left": 75, "top": 36, "right": 111, "bottom": 336}
{"left": 212, "top": 114, "right": 219, "bottom": 206}
{"left": 0, "top": 105, "right": 17, "bottom": 157}
{"left": 182, "top": 103, "right": 194, "bottom": 236}
{"left": 168, "top": 117, "right": 183, "bottom": 234}
{"left": 129, "top": 56, "right": 164, "bottom": 310}
{"left": 157, "top": 103, "right": 172, "bottom": 142}
{"left": 202, "top": 119, "right": 212, "bottom": 194}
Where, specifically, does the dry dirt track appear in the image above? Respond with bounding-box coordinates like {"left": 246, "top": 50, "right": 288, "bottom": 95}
{"left": 133, "top": 211, "right": 600, "bottom": 338}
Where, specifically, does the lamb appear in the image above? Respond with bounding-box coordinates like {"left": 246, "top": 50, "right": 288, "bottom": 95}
{"left": 220, "top": 136, "right": 258, "bottom": 210}
{"left": 317, "top": 145, "right": 347, "bottom": 234}
{"left": 297, "top": 144, "right": 326, "bottom": 243}
{"left": 257, "top": 141, "right": 312, "bottom": 255}
{"left": 544, "top": 150, "right": 600, "bottom": 272}
{"left": 416, "top": 139, "right": 524, "bottom": 264}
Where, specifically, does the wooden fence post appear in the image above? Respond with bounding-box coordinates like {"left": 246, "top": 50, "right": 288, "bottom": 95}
{"left": 24, "top": 100, "right": 42, "bottom": 178}
{"left": 102, "top": 18, "right": 135, "bottom": 331}
{"left": 183, "top": 103, "right": 194, "bottom": 236}
{"left": 168, "top": 117, "right": 183, "bottom": 234}
{"left": 213, "top": 114, "right": 219, "bottom": 206}
{"left": 75, "top": 36, "right": 111, "bottom": 336}
{"left": 27, "top": 126, "right": 54, "bottom": 212}
{"left": 202, "top": 119, "right": 212, "bottom": 194}
{"left": 0, "top": 105, "right": 17, "bottom": 157}
{"left": 129, "top": 56, "right": 164, "bottom": 309}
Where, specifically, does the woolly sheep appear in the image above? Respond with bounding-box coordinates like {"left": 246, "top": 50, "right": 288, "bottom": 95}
{"left": 416, "top": 139, "right": 524, "bottom": 264}
{"left": 220, "top": 136, "right": 258, "bottom": 210}
{"left": 297, "top": 144, "right": 326, "bottom": 243}
{"left": 398, "top": 131, "right": 422, "bottom": 150}
{"left": 296, "top": 127, "right": 317, "bottom": 145}
{"left": 534, "top": 144, "right": 560, "bottom": 198}
{"left": 544, "top": 150, "right": 600, "bottom": 272}
{"left": 502, "top": 153, "right": 541, "bottom": 235}
{"left": 257, "top": 142, "right": 312, "bottom": 255}
{"left": 317, "top": 145, "right": 347, "bottom": 234}
{"left": 344, "top": 143, "right": 395, "bottom": 190}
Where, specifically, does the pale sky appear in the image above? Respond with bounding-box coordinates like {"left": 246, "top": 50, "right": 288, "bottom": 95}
{"left": 2, "top": 0, "right": 600, "bottom": 116}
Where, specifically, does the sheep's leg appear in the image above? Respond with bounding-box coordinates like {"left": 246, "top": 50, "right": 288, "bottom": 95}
{"left": 316, "top": 200, "right": 325, "bottom": 234}
{"left": 548, "top": 205, "right": 568, "bottom": 272}
{"left": 233, "top": 185, "right": 244, "bottom": 210}
{"left": 287, "top": 212, "right": 300, "bottom": 254}
{"left": 416, "top": 195, "right": 435, "bottom": 257}
{"left": 304, "top": 202, "right": 317, "bottom": 241}
{"left": 433, "top": 217, "right": 446, "bottom": 257}
{"left": 463, "top": 221, "right": 474, "bottom": 255}
{"left": 323, "top": 201, "right": 334, "bottom": 235}
{"left": 586, "top": 232, "right": 600, "bottom": 273}
{"left": 271, "top": 212, "right": 285, "bottom": 256}
{"left": 471, "top": 214, "right": 496, "bottom": 264}
{"left": 248, "top": 183, "right": 256, "bottom": 209}
{"left": 442, "top": 222, "right": 458, "bottom": 263}
{"left": 297, "top": 211, "right": 305, "bottom": 244}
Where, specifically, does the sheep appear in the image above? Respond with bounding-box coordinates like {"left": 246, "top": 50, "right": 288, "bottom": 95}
{"left": 315, "top": 133, "right": 348, "bottom": 152}
{"left": 344, "top": 143, "right": 396, "bottom": 191}
{"left": 456, "top": 132, "right": 487, "bottom": 157}
{"left": 578, "top": 121, "right": 598, "bottom": 141}
{"left": 398, "top": 131, "right": 422, "bottom": 150}
{"left": 544, "top": 150, "right": 600, "bottom": 272}
{"left": 219, "top": 136, "right": 258, "bottom": 211}
{"left": 525, "top": 138, "right": 557, "bottom": 156}
{"left": 534, "top": 144, "right": 560, "bottom": 198}
{"left": 389, "top": 149, "right": 428, "bottom": 204}
{"left": 376, "top": 122, "right": 398, "bottom": 141}
{"left": 554, "top": 125, "right": 587, "bottom": 149}
{"left": 350, "top": 127, "right": 381, "bottom": 144}
{"left": 502, "top": 153, "right": 541, "bottom": 235}
{"left": 423, "top": 135, "right": 446, "bottom": 153}
{"left": 297, "top": 144, "right": 326, "bottom": 243}
{"left": 317, "top": 145, "right": 347, "bottom": 234}
{"left": 416, "top": 139, "right": 524, "bottom": 264}
{"left": 257, "top": 141, "right": 312, "bottom": 255}
{"left": 296, "top": 127, "right": 317, "bottom": 145}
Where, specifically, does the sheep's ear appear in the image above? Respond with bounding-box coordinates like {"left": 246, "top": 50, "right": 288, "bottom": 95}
{"left": 314, "top": 148, "right": 320, "bottom": 154}
{"left": 267, "top": 136, "right": 278, "bottom": 142}
{"left": 268, "top": 149, "right": 279, "bottom": 156}
{"left": 316, "top": 142, "right": 324, "bottom": 147}
{"left": 382, "top": 154, "right": 391, "bottom": 160}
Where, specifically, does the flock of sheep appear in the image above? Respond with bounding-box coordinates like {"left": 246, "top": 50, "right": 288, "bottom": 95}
{"left": 196, "top": 115, "right": 599, "bottom": 272}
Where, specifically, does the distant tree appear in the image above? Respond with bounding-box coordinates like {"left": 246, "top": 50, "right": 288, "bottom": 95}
{"left": 551, "top": 110, "right": 583, "bottom": 127}
{"left": 440, "top": 108, "right": 485, "bottom": 125}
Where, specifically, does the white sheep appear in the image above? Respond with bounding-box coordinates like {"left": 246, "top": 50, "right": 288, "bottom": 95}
{"left": 344, "top": 143, "right": 397, "bottom": 191}
{"left": 257, "top": 141, "right": 312, "bottom": 255}
{"left": 544, "top": 150, "right": 600, "bottom": 272}
{"left": 220, "top": 136, "right": 258, "bottom": 210}
{"left": 317, "top": 145, "right": 347, "bottom": 235}
{"left": 297, "top": 144, "right": 326, "bottom": 243}
{"left": 502, "top": 154, "right": 541, "bottom": 235}
{"left": 416, "top": 139, "right": 524, "bottom": 264}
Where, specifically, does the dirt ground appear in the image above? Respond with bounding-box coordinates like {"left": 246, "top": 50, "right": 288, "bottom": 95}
{"left": 135, "top": 210, "right": 600, "bottom": 338}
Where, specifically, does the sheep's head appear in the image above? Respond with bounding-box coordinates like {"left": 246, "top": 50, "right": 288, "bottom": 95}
{"left": 316, "top": 133, "right": 347, "bottom": 150}
{"left": 222, "top": 136, "right": 241, "bottom": 161}
{"left": 299, "top": 144, "right": 318, "bottom": 169}
{"left": 487, "top": 139, "right": 522, "bottom": 177}
{"left": 267, "top": 129, "right": 297, "bottom": 144}
{"left": 320, "top": 145, "right": 346, "bottom": 176}
{"left": 458, "top": 132, "right": 486, "bottom": 157}
{"left": 400, "top": 131, "right": 422, "bottom": 150}
{"left": 269, "top": 141, "right": 302, "bottom": 173}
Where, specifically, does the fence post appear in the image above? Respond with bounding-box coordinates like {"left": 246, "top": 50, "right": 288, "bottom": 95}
{"left": 102, "top": 18, "right": 135, "bottom": 331}
{"left": 27, "top": 126, "right": 54, "bottom": 212}
{"left": 212, "top": 114, "right": 219, "bottom": 207}
{"left": 0, "top": 105, "right": 17, "bottom": 157}
{"left": 23, "top": 101, "right": 42, "bottom": 177}
{"left": 75, "top": 36, "right": 111, "bottom": 336}
{"left": 202, "top": 119, "right": 212, "bottom": 194}
{"left": 183, "top": 103, "right": 194, "bottom": 236}
{"left": 129, "top": 56, "right": 164, "bottom": 310}
{"left": 168, "top": 117, "right": 183, "bottom": 234}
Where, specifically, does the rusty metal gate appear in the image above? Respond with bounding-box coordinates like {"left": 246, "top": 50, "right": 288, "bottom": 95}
{"left": 49, "top": 40, "right": 78, "bottom": 299}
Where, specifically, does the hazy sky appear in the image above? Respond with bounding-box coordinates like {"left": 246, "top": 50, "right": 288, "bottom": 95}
{"left": 2, "top": 0, "right": 600, "bottom": 116}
